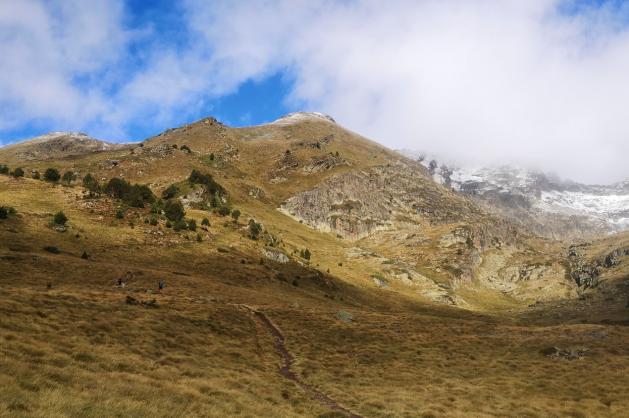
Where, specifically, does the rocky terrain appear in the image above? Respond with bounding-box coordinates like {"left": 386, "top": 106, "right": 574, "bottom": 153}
{"left": 406, "top": 154, "right": 629, "bottom": 239}
{"left": 1, "top": 113, "right": 629, "bottom": 417}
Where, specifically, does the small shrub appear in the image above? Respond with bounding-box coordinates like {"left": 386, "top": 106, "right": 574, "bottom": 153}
{"left": 32, "top": 171, "right": 40, "bottom": 180}
{"left": 53, "top": 211, "right": 68, "bottom": 226}
{"left": 149, "top": 216, "right": 158, "bottom": 226}
{"left": 62, "top": 171, "right": 76, "bottom": 184}
{"left": 11, "top": 167, "right": 24, "bottom": 178}
{"left": 0, "top": 164, "right": 9, "bottom": 175}
{"left": 173, "top": 219, "right": 187, "bottom": 231}
{"left": 44, "top": 246, "right": 60, "bottom": 254}
{"left": 162, "top": 184, "right": 179, "bottom": 199}
{"left": 115, "top": 209, "right": 124, "bottom": 219}
{"left": 231, "top": 209, "right": 241, "bottom": 222}
{"left": 180, "top": 144, "right": 192, "bottom": 153}
{"left": 201, "top": 217, "right": 210, "bottom": 226}
{"left": 172, "top": 144, "right": 178, "bottom": 149}
{"left": 218, "top": 206, "right": 230, "bottom": 217}
{"left": 188, "top": 169, "right": 224, "bottom": 195}
{"left": 196, "top": 233, "right": 203, "bottom": 242}
{"left": 0, "top": 206, "right": 13, "bottom": 219}
{"left": 82, "top": 173, "right": 99, "bottom": 193}
{"left": 187, "top": 219, "right": 197, "bottom": 231}
{"left": 81, "top": 251, "right": 89, "bottom": 260}
{"left": 248, "top": 219, "right": 262, "bottom": 240}
{"left": 44, "top": 168, "right": 60, "bottom": 182}
{"left": 164, "top": 199, "right": 185, "bottom": 221}
{"left": 165, "top": 220, "right": 172, "bottom": 228}
{"left": 303, "top": 249, "right": 311, "bottom": 260}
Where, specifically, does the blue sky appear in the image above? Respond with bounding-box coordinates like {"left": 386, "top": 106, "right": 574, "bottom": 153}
{"left": 2, "top": 0, "right": 629, "bottom": 183}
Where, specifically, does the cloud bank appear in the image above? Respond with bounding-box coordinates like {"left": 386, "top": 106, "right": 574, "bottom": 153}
{"left": 2, "top": 0, "right": 629, "bottom": 183}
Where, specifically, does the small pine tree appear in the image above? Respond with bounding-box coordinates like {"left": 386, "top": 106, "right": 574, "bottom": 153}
{"left": 173, "top": 219, "right": 187, "bottom": 231}
{"left": 187, "top": 219, "right": 197, "bottom": 231}
{"left": 218, "top": 206, "right": 230, "bottom": 216}
{"left": 196, "top": 233, "right": 203, "bottom": 242}
{"left": 304, "top": 249, "right": 311, "bottom": 260}
{"left": 44, "top": 168, "right": 61, "bottom": 182}
{"left": 248, "top": 219, "right": 262, "bottom": 240}
{"left": 115, "top": 209, "right": 124, "bottom": 219}
{"left": 231, "top": 209, "right": 241, "bottom": 222}
{"left": 53, "top": 211, "right": 68, "bottom": 225}
{"left": 11, "top": 167, "right": 24, "bottom": 178}
{"left": 149, "top": 216, "right": 158, "bottom": 226}
{"left": 201, "top": 217, "right": 210, "bottom": 226}
{"left": 162, "top": 184, "right": 178, "bottom": 199}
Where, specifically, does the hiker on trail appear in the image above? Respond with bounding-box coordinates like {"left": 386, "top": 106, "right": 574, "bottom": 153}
{"left": 158, "top": 280, "right": 165, "bottom": 291}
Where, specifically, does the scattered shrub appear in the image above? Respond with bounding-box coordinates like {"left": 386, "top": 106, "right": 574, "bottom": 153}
{"left": 217, "top": 206, "right": 230, "bottom": 216}
{"left": 188, "top": 169, "right": 224, "bottom": 195}
{"left": 11, "top": 167, "right": 24, "bottom": 178}
{"left": 82, "top": 173, "right": 99, "bottom": 193}
{"left": 53, "top": 211, "right": 68, "bottom": 226}
{"left": 44, "top": 246, "right": 60, "bottom": 254}
{"left": 164, "top": 199, "right": 185, "bottom": 221}
{"left": 162, "top": 184, "right": 179, "bottom": 199}
{"left": 44, "top": 168, "right": 60, "bottom": 182}
{"left": 32, "top": 170, "right": 40, "bottom": 180}
{"left": 173, "top": 219, "right": 187, "bottom": 231}
{"left": 149, "top": 216, "right": 158, "bottom": 226}
{"left": 231, "top": 209, "right": 241, "bottom": 222}
{"left": 81, "top": 251, "right": 89, "bottom": 260}
{"left": 196, "top": 233, "right": 203, "bottom": 242}
{"left": 0, "top": 206, "right": 16, "bottom": 219}
{"left": 180, "top": 144, "right": 191, "bottom": 153}
{"left": 248, "top": 219, "right": 262, "bottom": 240}
{"left": 187, "top": 219, "right": 197, "bottom": 231}
{"left": 115, "top": 209, "right": 124, "bottom": 219}
{"left": 104, "top": 177, "right": 155, "bottom": 208}
{"left": 165, "top": 220, "right": 172, "bottom": 228}
{"left": 62, "top": 171, "right": 76, "bottom": 184}
{"left": 201, "top": 217, "right": 210, "bottom": 226}
{"left": 0, "top": 164, "right": 9, "bottom": 175}
{"left": 172, "top": 144, "right": 178, "bottom": 149}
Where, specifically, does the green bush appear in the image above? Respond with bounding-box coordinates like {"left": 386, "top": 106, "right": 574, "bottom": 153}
{"left": 165, "top": 220, "right": 172, "bottom": 228}
{"left": 62, "top": 171, "right": 76, "bottom": 184}
{"left": 0, "top": 206, "right": 15, "bottom": 219}
{"left": 44, "top": 246, "right": 60, "bottom": 254}
{"left": 173, "top": 219, "right": 187, "bottom": 231}
{"left": 11, "top": 167, "right": 24, "bottom": 178}
{"left": 0, "top": 164, "right": 9, "bottom": 175}
{"left": 115, "top": 209, "right": 124, "bottom": 219}
{"left": 248, "top": 219, "right": 262, "bottom": 240}
{"left": 53, "top": 211, "right": 68, "bottom": 225}
{"left": 104, "top": 177, "right": 155, "bottom": 208}
{"left": 303, "top": 248, "right": 311, "bottom": 260}
{"left": 82, "top": 173, "right": 99, "bottom": 193}
{"left": 217, "top": 206, "right": 230, "bottom": 216}
{"left": 180, "top": 144, "right": 192, "bottom": 153}
{"left": 44, "top": 168, "right": 61, "bottom": 182}
{"left": 149, "top": 216, "right": 158, "bottom": 226}
{"left": 196, "top": 233, "right": 203, "bottom": 242}
{"left": 231, "top": 209, "right": 241, "bottom": 222}
{"left": 162, "top": 184, "right": 179, "bottom": 199}
{"left": 188, "top": 169, "right": 224, "bottom": 195}
{"left": 187, "top": 219, "right": 197, "bottom": 231}
{"left": 164, "top": 199, "right": 185, "bottom": 221}
{"left": 201, "top": 217, "right": 210, "bottom": 226}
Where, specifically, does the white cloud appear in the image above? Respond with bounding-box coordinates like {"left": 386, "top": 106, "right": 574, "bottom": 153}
{"left": 2, "top": 0, "right": 629, "bottom": 183}
{"left": 182, "top": 0, "right": 629, "bottom": 183}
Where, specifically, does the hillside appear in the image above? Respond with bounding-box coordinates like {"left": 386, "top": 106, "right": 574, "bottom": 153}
{"left": 1, "top": 113, "right": 628, "bottom": 417}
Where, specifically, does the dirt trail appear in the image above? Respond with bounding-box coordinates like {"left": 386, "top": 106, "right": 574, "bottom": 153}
{"left": 244, "top": 306, "right": 365, "bottom": 418}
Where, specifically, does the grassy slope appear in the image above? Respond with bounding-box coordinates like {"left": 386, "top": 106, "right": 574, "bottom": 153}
{"left": 1, "top": 119, "right": 629, "bottom": 417}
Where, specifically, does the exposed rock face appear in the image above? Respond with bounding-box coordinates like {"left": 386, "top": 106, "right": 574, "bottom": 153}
{"left": 280, "top": 160, "right": 482, "bottom": 240}
{"left": 262, "top": 248, "right": 290, "bottom": 264}
{"left": 302, "top": 153, "right": 350, "bottom": 175}
{"left": 403, "top": 154, "right": 629, "bottom": 239}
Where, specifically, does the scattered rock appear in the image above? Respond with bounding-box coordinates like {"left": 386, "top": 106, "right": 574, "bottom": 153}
{"left": 540, "top": 346, "right": 588, "bottom": 360}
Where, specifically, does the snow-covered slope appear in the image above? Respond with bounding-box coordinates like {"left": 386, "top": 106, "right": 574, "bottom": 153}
{"left": 403, "top": 150, "right": 629, "bottom": 238}
{"left": 270, "top": 112, "right": 336, "bottom": 126}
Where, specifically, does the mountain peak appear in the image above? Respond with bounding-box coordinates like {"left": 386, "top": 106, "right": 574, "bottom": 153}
{"left": 270, "top": 112, "right": 336, "bottom": 126}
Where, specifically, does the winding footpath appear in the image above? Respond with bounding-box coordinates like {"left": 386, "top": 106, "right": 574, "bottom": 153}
{"left": 243, "top": 306, "right": 365, "bottom": 418}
